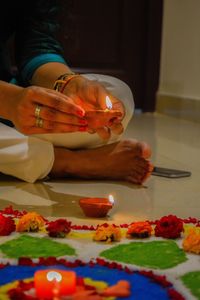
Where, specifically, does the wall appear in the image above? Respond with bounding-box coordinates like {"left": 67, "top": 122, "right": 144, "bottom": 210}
{"left": 159, "top": 0, "right": 200, "bottom": 100}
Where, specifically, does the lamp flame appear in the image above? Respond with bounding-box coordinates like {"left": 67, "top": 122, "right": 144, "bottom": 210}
{"left": 106, "top": 96, "right": 112, "bottom": 110}
{"left": 47, "top": 271, "right": 62, "bottom": 282}
{"left": 108, "top": 194, "right": 114, "bottom": 205}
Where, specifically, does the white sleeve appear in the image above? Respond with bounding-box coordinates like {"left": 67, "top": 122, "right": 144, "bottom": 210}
{"left": 0, "top": 123, "right": 54, "bottom": 183}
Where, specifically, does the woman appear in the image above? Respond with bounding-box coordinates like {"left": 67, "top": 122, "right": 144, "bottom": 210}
{"left": 0, "top": 0, "right": 153, "bottom": 183}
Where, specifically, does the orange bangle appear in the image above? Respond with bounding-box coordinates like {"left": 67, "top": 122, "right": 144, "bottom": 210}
{"left": 53, "top": 73, "right": 74, "bottom": 91}
{"left": 53, "top": 73, "right": 80, "bottom": 92}
{"left": 60, "top": 74, "right": 80, "bottom": 93}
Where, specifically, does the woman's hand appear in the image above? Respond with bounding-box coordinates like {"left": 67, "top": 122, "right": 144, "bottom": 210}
{"left": 62, "top": 75, "right": 126, "bottom": 140}
{"left": 10, "top": 86, "right": 88, "bottom": 135}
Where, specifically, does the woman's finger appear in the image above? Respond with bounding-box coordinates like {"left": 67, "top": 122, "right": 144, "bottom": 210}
{"left": 27, "top": 86, "right": 85, "bottom": 117}
{"left": 85, "top": 110, "right": 122, "bottom": 129}
{"left": 31, "top": 106, "right": 88, "bottom": 126}
{"left": 96, "top": 127, "right": 111, "bottom": 140}
{"left": 109, "top": 123, "right": 124, "bottom": 135}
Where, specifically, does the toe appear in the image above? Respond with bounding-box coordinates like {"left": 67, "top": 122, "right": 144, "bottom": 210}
{"left": 139, "top": 142, "right": 152, "bottom": 159}
{"left": 141, "top": 161, "right": 154, "bottom": 182}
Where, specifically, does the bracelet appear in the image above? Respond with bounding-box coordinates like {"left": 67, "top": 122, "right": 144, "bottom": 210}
{"left": 60, "top": 74, "right": 80, "bottom": 93}
{"left": 54, "top": 73, "right": 80, "bottom": 92}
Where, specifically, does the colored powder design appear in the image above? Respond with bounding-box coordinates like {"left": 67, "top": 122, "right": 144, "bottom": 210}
{"left": 100, "top": 241, "right": 187, "bottom": 269}
{"left": 181, "top": 271, "right": 200, "bottom": 299}
{"left": 0, "top": 235, "right": 76, "bottom": 258}
{"left": 0, "top": 277, "right": 113, "bottom": 300}
{"left": 0, "top": 264, "right": 173, "bottom": 300}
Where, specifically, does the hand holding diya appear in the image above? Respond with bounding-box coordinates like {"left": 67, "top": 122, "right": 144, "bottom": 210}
{"left": 74, "top": 95, "right": 123, "bottom": 130}
{"left": 85, "top": 96, "right": 123, "bottom": 130}
{"left": 79, "top": 195, "right": 114, "bottom": 218}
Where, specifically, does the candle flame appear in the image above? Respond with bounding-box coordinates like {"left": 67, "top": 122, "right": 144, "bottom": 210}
{"left": 106, "top": 96, "right": 112, "bottom": 110}
{"left": 47, "top": 271, "right": 62, "bottom": 282}
{"left": 108, "top": 194, "right": 114, "bottom": 205}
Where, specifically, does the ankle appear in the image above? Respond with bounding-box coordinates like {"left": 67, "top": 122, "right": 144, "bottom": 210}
{"left": 50, "top": 148, "right": 74, "bottom": 177}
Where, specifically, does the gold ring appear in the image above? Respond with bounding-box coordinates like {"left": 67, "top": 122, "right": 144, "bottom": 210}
{"left": 35, "top": 105, "right": 42, "bottom": 118}
{"left": 35, "top": 117, "right": 44, "bottom": 128}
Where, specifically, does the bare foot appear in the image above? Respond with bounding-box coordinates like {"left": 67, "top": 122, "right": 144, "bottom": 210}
{"left": 50, "top": 139, "right": 153, "bottom": 184}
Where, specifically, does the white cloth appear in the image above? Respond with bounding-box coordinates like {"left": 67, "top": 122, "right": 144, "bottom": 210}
{"left": 0, "top": 123, "right": 54, "bottom": 183}
{"left": 0, "top": 74, "right": 134, "bottom": 182}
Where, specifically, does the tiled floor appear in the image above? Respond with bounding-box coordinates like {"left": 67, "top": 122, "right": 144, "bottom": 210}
{"left": 0, "top": 113, "right": 200, "bottom": 225}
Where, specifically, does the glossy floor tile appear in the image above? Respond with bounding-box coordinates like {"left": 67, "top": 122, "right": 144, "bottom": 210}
{"left": 0, "top": 112, "right": 200, "bottom": 225}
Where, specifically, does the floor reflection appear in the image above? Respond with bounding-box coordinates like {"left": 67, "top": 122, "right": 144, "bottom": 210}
{"left": 0, "top": 179, "right": 154, "bottom": 224}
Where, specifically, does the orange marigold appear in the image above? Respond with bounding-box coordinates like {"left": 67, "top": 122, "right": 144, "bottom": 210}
{"left": 16, "top": 212, "right": 45, "bottom": 232}
{"left": 127, "top": 221, "right": 152, "bottom": 238}
{"left": 93, "top": 223, "right": 121, "bottom": 242}
{"left": 182, "top": 228, "right": 200, "bottom": 254}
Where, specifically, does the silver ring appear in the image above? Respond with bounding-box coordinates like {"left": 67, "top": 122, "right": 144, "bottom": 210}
{"left": 36, "top": 117, "right": 44, "bottom": 128}
{"left": 35, "top": 105, "right": 42, "bottom": 118}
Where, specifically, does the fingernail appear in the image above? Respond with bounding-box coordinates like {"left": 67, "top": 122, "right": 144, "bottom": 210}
{"left": 149, "top": 163, "right": 154, "bottom": 172}
{"left": 79, "top": 126, "right": 88, "bottom": 131}
{"left": 79, "top": 119, "right": 88, "bottom": 125}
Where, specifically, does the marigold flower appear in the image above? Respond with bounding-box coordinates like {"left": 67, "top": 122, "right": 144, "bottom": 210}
{"left": 93, "top": 223, "right": 121, "bottom": 242}
{"left": 0, "top": 214, "right": 15, "bottom": 235}
{"left": 46, "top": 219, "right": 71, "bottom": 238}
{"left": 155, "top": 215, "right": 183, "bottom": 239}
{"left": 16, "top": 212, "right": 45, "bottom": 232}
{"left": 182, "top": 228, "right": 200, "bottom": 254}
{"left": 127, "top": 221, "right": 152, "bottom": 238}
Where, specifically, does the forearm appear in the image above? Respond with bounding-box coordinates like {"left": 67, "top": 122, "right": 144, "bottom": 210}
{"left": 31, "top": 62, "right": 72, "bottom": 89}
{"left": 0, "top": 81, "right": 23, "bottom": 120}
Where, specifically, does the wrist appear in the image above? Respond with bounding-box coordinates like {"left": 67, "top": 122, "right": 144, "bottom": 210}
{"left": 53, "top": 73, "right": 82, "bottom": 93}
{"left": 0, "top": 81, "right": 23, "bottom": 120}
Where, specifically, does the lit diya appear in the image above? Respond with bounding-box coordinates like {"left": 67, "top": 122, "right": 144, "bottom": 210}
{"left": 79, "top": 195, "right": 114, "bottom": 218}
{"left": 85, "top": 96, "right": 122, "bottom": 129}
{"left": 34, "top": 269, "right": 76, "bottom": 298}
{"left": 74, "top": 95, "right": 122, "bottom": 130}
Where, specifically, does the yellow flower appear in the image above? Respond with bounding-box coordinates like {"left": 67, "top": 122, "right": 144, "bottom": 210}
{"left": 182, "top": 228, "right": 200, "bottom": 254}
{"left": 93, "top": 224, "right": 121, "bottom": 242}
{"left": 16, "top": 212, "right": 45, "bottom": 232}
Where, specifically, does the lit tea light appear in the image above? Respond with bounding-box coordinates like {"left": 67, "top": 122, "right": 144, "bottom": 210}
{"left": 105, "top": 96, "right": 112, "bottom": 111}
{"left": 34, "top": 269, "right": 76, "bottom": 298}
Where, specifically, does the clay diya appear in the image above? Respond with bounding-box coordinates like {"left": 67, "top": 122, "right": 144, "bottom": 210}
{"left": 79, "top": 197, "right": 114, "bottom": 218}
{"left": 77, "top": 95, "right": 122, "bottom": 129}
{"left": 85, "top": 109, "right": 122, "bottom": 129}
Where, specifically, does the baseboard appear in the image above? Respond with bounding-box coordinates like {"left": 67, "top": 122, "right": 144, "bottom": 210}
{"left": 156, "top": 93, "right": 200, "bottom": 123}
